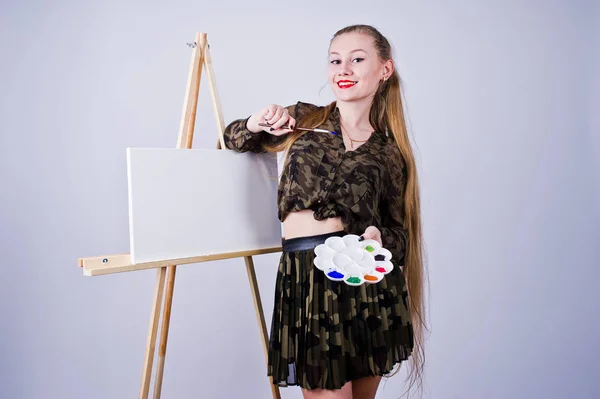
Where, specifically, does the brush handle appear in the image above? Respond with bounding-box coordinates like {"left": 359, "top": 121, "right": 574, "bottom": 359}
{"left": 258, "top": 123, "right": 334, "bottom": 134}
{"left": 258, "top": 122, "right": 292, "bottom": 129}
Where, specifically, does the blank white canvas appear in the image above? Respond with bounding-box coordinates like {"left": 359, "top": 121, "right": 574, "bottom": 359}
{"left": 126, "top": 148, "right": 282, "bottom": 264}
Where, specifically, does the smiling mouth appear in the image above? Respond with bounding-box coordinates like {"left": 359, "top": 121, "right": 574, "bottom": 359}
{"left": 337, "top": 80, "right": 357, "bottom": 89}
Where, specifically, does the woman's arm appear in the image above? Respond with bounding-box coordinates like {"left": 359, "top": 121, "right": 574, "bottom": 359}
{"left": 223, "top": 103, "right": 299, "bottom": 153}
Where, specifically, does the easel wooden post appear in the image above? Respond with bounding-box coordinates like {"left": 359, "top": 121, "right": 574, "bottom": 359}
{"left": 78, "top": 32, "right": 281, "bottom": 399}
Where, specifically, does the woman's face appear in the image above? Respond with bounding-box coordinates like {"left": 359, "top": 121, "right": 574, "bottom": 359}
{"left": 328, "top": 32, "right": 390, "bottom": 103}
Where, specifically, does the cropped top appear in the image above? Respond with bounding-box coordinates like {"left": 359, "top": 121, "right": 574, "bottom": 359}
{"left": 223, "top": 101, "right": 408, "bottom": 263}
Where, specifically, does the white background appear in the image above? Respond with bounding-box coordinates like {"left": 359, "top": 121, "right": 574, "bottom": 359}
{"left": 1, "top": 0, "right": 598, "bottom": 398}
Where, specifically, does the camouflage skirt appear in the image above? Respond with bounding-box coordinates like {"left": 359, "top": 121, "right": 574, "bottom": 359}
{"left": 267, "top": 231, "right": 414, "bottom": 390}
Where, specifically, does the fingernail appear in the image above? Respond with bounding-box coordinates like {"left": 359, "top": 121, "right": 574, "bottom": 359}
{"left": 270, "top": 128, "right": 274, "bottom": 131}
{"left": 358, "top": 236, "right": 364, "bottom": 241}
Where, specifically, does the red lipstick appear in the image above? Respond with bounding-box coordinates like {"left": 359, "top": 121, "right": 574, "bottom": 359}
{"left": 337, "top": 80, "right": 357, "bottom": 89}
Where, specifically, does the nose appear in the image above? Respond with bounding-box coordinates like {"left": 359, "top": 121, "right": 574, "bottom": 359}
{"left": 337, "top": 61, "right": 352, "bottom": 76}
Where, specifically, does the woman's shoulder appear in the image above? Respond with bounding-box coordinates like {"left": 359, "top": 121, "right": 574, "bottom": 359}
{"left": 290, "top": 101, "right": 330, "bottom": 118}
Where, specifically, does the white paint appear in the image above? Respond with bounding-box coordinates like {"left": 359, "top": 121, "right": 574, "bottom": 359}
{"left": 126, "top": 148, "right": 281, "bottom": 264}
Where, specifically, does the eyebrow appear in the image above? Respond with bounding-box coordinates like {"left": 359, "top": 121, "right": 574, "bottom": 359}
{"left": 329, "top": 49, "right": 368, "bottom": 56}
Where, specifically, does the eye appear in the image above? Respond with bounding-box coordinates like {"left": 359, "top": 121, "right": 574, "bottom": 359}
{"left": 352, "top": 58, "right": 365, "bottom": 63}
{"left": 330, "top": 59, "right": 341, "bottom": 65}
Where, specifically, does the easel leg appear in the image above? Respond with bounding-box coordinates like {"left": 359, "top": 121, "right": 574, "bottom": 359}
{"left": 244, "top": 256, "right": 282, "bottom": 399}
{"left": 153, "top": 265, "right": 177, "bottom": 398}
{"left": 141, "top": 32, "right": 203, "bottom": 399}
{"left": 139, "top": 267, "right": 167, "bottom": 399}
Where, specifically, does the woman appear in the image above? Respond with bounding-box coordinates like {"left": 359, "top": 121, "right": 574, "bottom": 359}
{"left": 223, "top": 24, "right": 426, "bottom": 399}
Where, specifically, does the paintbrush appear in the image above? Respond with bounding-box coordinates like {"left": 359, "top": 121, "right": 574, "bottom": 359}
{"left": 258, "top": 122, "right": 337, "bottom": 135}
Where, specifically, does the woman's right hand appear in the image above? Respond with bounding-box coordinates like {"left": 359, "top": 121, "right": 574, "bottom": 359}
{"left": 246, "top": 104, "right": 296, "bottom": 136}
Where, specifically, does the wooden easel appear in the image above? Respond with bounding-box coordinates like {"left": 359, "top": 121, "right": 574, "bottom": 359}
{"left": 78, "top": 32, "right": 282, "bottom": 399}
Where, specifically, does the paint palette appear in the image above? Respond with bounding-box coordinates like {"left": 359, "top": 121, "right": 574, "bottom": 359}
{"left": 313, "top": 234, "right": 394, "bottom": 286}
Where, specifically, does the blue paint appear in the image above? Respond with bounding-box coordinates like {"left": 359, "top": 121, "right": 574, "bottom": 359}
{"left": 328, "top": 270, "right": 344, "bottom": 279}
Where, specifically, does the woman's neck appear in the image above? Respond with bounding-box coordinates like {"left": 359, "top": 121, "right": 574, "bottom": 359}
{"left": 336, "top": 98, "right": 373, "bottom": 131}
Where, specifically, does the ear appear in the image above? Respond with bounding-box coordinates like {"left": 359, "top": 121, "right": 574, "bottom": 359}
{"left": 382, "top": 59, "right": 394, "bottom": 80}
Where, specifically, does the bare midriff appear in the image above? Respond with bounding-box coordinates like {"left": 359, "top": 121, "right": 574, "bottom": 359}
{"left": 282, "top": 209, "right": 344, "bottom": 239}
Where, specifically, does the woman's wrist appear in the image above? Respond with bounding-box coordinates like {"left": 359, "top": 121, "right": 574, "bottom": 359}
{"left": 245, "top": 115, "right": 263, "bottom": 134}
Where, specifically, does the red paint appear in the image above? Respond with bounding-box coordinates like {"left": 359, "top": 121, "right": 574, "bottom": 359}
{"left": 376, "top": 267, "right": 386, "bottom": 273}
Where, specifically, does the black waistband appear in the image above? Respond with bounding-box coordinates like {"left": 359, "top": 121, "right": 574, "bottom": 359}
{"left": 282, "top": 231, "right": 346, "bottom": 252}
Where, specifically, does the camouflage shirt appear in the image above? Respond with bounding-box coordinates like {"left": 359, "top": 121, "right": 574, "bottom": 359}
{"left": 223, "top": 101, "right": 408, "bottom": 263}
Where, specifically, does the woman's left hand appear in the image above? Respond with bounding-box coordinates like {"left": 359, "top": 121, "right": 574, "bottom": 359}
{"left": 360, "top": 226, "right": 382, "bottom": 246}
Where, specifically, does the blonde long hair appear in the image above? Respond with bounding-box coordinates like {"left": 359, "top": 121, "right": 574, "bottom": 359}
{"left": 263, "top": 25, "right": 427, "bottom": 396}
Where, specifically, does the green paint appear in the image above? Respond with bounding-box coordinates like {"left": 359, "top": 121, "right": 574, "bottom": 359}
{"left": 347, "top": 277, "right": 361, "bottom": 284}
{"left": 365, "top": 245, "right": 375, "bottom": 252}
